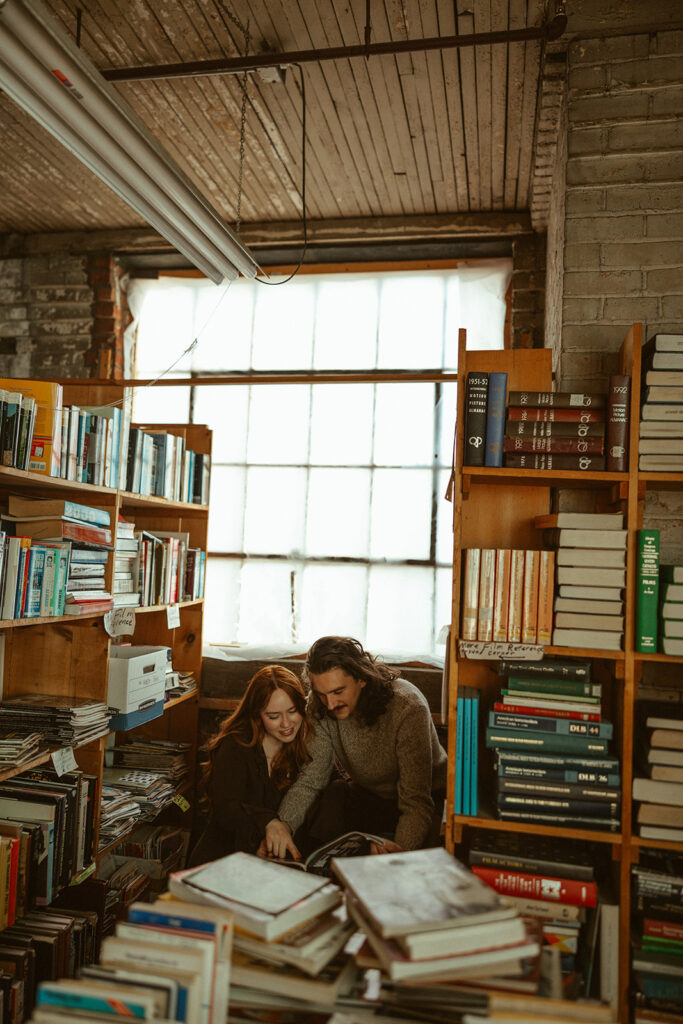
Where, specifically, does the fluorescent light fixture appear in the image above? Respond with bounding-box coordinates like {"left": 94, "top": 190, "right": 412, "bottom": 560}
{"left": 0, "top": 0, "right": 260, "bottom": 283}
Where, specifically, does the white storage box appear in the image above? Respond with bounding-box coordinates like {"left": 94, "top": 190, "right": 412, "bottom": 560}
{"left": 108, "top": 645, "right": 168, "bottom": 716}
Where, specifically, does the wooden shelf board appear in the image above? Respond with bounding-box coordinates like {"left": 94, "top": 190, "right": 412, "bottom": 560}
{"left": 163, "top": 690, "right": 199, "bottom": 711}
{"left": 638, "top": 471, "right": 683, "bottom": 487}
{"left": 544, "top": 645, "right": 625, "bottom": 660}
{"left": 119, "top": 489, "right": 208, "bottom": 514}
{"left": 0, "top": 731, "right": 107, "bottom": 786}
{"left": 0, "top": 465, "right": 118, "bottom": 500}
{"left": 630, "top": 836, "right": 683, "bottom": 854}
{"left": 135, "top": 598, "right": 204, "bottom": 615}
{"left": 462, "top": 467, "right": 628, "bottom": 488}
{"left": 0, "top": 598, "right": 204, "bottom": 629}
{"left": 452, "top": 812, "right": 623, "bottom": 846}
{"left": 634, "top": 652, "right": 683, "bottom": 663}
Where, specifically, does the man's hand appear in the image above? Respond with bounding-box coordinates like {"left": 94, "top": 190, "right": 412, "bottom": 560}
{"left": 370, "top": 839, "right": 404, "bottom": 855}
{"left": 264, "top": 818, "right": 301, "bottom": 860}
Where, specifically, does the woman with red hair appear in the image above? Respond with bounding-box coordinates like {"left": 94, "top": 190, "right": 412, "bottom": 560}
{"left": 188, "top": 665, "right": 311, "bottom": 866}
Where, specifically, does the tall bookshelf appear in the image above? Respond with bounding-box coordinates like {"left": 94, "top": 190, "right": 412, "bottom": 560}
{"left": 0, "top": 384, "right": 210, "bottom": 866}
{"left": 445, "top": 323, "right": 679, "bottom": 1023}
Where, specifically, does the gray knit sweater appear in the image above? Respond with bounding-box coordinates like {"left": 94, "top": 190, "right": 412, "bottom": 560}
{"left": 278, "top": 678, "right": 447, "bottom": 851}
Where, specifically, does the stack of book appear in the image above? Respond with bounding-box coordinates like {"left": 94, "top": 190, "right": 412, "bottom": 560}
{"left": 29, "top": 895, "right": 232, "bottom": 1024}
{"left": 468, "top": 831, "right": 614, "bottom": 1005}
{"left": 0, "top": 694, "right": 110, "bottom": 746}
{"left": 461, "top": 547, "right": 555, "bottom": 645}
{"left": 633, "top": 698, "right": 683, "bottom": 844}
{"left": 101, "top": 767, "right": 177, "bottom": 822}
{"left": 486, "top": 657, "right": 621, "bottom": 832}
{"left": 332, "top": 848, "right": 539, "bottom": 989}
{"left": 0, "top": 730, "right": 42, "bottom": 768}
{"left": 632, "top": 850, "right": 683, "bottom": 1017}
{"left": 660, "top": 564, "right": 683, "bottom": 657}
{"left": 170, "top": 851, "right": 354, "bottom": 1016}
{"left": 639, "top": 333, "right": 683, "bottom": 472}
{"left": 104, "top": 738, "right": 190, "bottom": 783}
{"left": 112, "top": 517, "right": 140, "bottom": 608}
{"left": 454, "top": 686, "right": 480, "bottom": 815}
{"left": 503, "top": 390, "right": 607, "bottom": 472}
{"left": 534, "top": 511, "right": 627, "bottom": 651}
{"left": 98, "top": 787, "right": 143, "bottom": 852}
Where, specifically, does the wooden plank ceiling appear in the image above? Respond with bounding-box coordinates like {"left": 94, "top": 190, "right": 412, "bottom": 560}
{"left": 0, "top": 0, "right": 547, "bottom": 236}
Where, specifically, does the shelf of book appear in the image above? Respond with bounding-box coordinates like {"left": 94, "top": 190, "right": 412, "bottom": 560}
{"left": 119, "top": 489, "right": 209, "bottom": 514}
{"left": 451, "top": 811, "right": 623, "bottom": 846}
{"left": 462, "top": 466, "right": 629, "bottom": 488}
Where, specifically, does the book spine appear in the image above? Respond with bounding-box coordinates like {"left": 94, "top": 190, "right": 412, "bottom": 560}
{"left": 498, "top": 764, "right": 620, "bottom": 785}
{"left": 497, "top": 778, "right": 620, "bottom": 802}
{"left": 497, "top": 658, "right": 591, "bottom": 680}
{"left": 537, "top": 550, "right": 554, "bottom": 645}
{"left": 484, "top": 372, "right": 507, "bottom": 467}
{"left": 644, "top": 918, "right": 683, "bottom": 941}
{"left": 507, "top": 676, "right": 600, "bottom": 696}
{"left": 489, "top": 712, "right": 613, "bottom": 738}
{"left": 468, "top": 848, "right": 595, "bottom": 882}
{"left": 470, "top": 865, "right": 598, "bottom": 906}
{"left": 486, "top": 728, "right": 609, "bottom": 755}
{"left": 636, "top": 529, "right": 660, "bottom": 653}
{"left": 504, "top": 453, "right": 606, "bottom": 471}
{"left": 521, "top": 550, "right": 539, "bottom": 644}
{"left": 494, "top": 701, "right": 601, "bottom": 722}
{"left": 503, "top": 437, "right": 604, "bottom": 454}
{"left": 477, "top": 549, "right": 496, "bottom": 642}
{"left": 606, "top": 374, "right": 630, "bottom": 472}
{"left": 508, "top": 392, "right": 606, "bottom": 409}
{"left": 463, "top": 372, "right": 488, "bottom": 467}
{"left": 492, "top": 549, "right": 511, "bottom": 642}
{"left": 461, "top": 549, "right": 480, "bottom": 640}
{"left": 471, "top": 689, "right": 480, "bottom": 816}
{"left": 454, "top": 692, "right": 464, "bottom": 814}
{"left": 507, "top": 549, "right": 525, "bottom": 643}
{"left": 507, "top": 407, "right": 606, "bottom": 423}
{"left": 505, "top": 419, "right": 604, "bottom": 438}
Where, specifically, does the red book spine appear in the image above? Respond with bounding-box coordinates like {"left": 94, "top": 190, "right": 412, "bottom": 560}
{"left": 606, "top": 374, "right": 630, "bottom": 472}
{"left": 62, "top": 521, "right": 112, "bottom": 546}
{"left": 644, "top": 918, "right": 683, "bottom": 941}
{"left": 507, "top": 407, "right": 606, "bottom": 423}
{"left": 494, "top": 702, "right": 600, "bottom": 722}
{"left": 503, "top": 437, "right": 604, "bottom": 454}
{"left": 471, "top": 865, "right": 598, "bottom": 906}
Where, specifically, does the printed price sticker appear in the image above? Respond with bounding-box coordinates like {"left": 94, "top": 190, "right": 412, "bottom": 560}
{"left": 52, "top": 746, "right": 78, "bottom": 776}
{"left": 458, "top": 641, "right": 544, "bottom": 661}
{"left": 166, "top": 605, "right": 181, "bottom": 629}
{"left": 173, "top": 793, "right": 191, "bottom": 813}
{"left": 104, "top": 607, "right": 136, "bottom": 637}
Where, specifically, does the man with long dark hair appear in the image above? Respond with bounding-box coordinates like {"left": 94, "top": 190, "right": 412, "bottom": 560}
{"left": 265, "top": 636, "right": 447, "bottom": 861}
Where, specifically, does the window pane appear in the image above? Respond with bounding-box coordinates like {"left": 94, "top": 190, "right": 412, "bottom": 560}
{"left": 299, "top": 563, "right": 368, "bottom": 643}
{"left": 306, "top": 469, "right": 370, "bottom": 558}
{"left": 251, "top": 281, "right": 315, "bottom": 368}
{"left": 309, "top": 384, "right": 373, "bottom": 466}
{"left": 436, "top": 468, "right": 454, "bottom": 565}
{"left": 437, "top": 382, "right": 458, "bottom": 467}
{"left": 208, "top": 466, "right": 246, "bottom": 552}
{"left": 313, "top": 278, "right": 378, "bottom": 369}
{"left": 247, "top": 385, "right": 310, "bottom": 464}
{"left": 192, "top": 280, "right": 254, "bottom": 371}
{"left": 133, "top": 381, "right": 190, "bottom": 423}
{"left": 132, "top": 284, "right": 195, "bottom": 376}
{"left": 377, "top": 274, "right": 444, "bottom": 369}
{"left": 374, "top": 383, "right": 434, "bottom": 466}
{"left": 193, "top": 385, "right": 249, "bottom": 464}
{"left": 244, "top": 467, "right": 306, "bottom": 555}
{"left": 239, "top": 559, "right": 298, "bottom": 644}
{"left": 203, "top": 558, "right": 241, "bottom": 642}
{"left": 366, "top": 566, "right": 434, "bottom": 652}
{"left": 370, "top": 469, "right": 432, "bottom": 560}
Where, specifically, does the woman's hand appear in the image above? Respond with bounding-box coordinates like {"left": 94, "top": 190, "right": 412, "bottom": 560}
{"left": 264, "top": 818, "right": 301, "bottom": 860}
{"left": 370, "top": 838, "right": 404, "bottom": 855}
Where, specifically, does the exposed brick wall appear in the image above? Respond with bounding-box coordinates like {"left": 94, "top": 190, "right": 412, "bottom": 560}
{"left": 0, "top": 251, "right": 129, "bottom": 379}
{"left": 557, "top": 29, "right": 683, "bottom": 390}
{"left": 511, "top": 234, "right": 546, "bottom": 348}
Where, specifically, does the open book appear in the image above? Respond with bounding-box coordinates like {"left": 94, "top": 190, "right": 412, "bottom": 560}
{"left": 272, "top": 831, "right": 387, "bottom": 876}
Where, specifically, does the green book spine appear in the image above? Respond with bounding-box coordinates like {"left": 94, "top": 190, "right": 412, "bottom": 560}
{"left": 636, "top": 529, "right": 660, "bottom": 653}
{"left": 507, "top": 677, "right": 601, "bottom": 698}
{"left": 486, "top": 727, "right": 609, "bottom": 756}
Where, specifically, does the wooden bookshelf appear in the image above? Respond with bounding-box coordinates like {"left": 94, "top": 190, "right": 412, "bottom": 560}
{"left": 446, "top": 323, "right": 681, "bottom": 1024}
{"left": 0, "top": 384, "right": 210, "bottom": 905}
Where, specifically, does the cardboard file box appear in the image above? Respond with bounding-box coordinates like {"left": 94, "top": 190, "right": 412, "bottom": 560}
{"left": 108, "top": 645, "right": 168, "bottom": 731}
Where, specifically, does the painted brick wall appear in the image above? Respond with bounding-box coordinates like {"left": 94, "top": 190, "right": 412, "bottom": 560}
{"left": 511, "top": 234, "right": 546, "bottom": 348}
{"left": 557, "top": 29, "right": 683, "bottom": 391}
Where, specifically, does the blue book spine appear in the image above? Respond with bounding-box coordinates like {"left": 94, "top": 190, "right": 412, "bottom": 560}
{"left": 484, "top": 372, "right": 508, "bottom": 467}
{"left": 14, "top": 544, "right": 29, "bottom": 619}
{"left": 128, "top": 906, "right": 217, "bottom": 935}
{"left": 112, "top": 407, "right": 122, "bottom": 490}
{"left": 463, "top": 689, "right": 471, "bottom": 817}
{"left": 471, "top": 689, "right": 480, "bottom": 816}
{"left": 489, "top": 712, "right": 614, "bottom": 740}
{"left": 62, "top": 500, "right": 110, "bottom": 528}
{"left": 26, "top": 546, "right": 46, "bottom": 617}
{"left": 454, "top": 693, "right": 464, "bottom": 814}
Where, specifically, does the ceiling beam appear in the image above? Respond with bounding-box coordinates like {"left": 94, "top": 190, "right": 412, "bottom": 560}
{"left": 0, "top": 212, "right": 533, "bottom": 258}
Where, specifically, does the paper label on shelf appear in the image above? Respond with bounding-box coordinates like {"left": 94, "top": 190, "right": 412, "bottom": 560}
{"left": 166, "top": 605, "right": 181, "bottom": 629}
{"left": 104, "top": 607, "right": 136, "bottom": 637}
{"left": 173, "top": 793, "right": 190, "bottom": 813}
{"left": 458, "top": 641, "right": 545, "bottom": 660}
{"left": 52, "top": 746, "right": 78, "bottom": 776}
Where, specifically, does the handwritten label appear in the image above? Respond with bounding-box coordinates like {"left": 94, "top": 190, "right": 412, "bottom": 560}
{"left": 52, "top": 746, "right": 78, "bottom": 776}
{"left": 104, "top": 607, "right": 136, "bottom": 637}
{"left": 173, "top": 793, "right": 190, "bottom": 813}
{"left": 166, "top": 605, "right": 181, "bottom": 629}
{"left": 458, "top": 641, "right": 545, "bottom": 661}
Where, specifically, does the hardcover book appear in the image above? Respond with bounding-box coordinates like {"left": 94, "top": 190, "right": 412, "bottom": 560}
{"left": 606, "top": 374, "right": 630, "bottom": 472}
{"left": 484, "top": 372, "right": 507, "bottom": 468}
{"left": 507, "top": 392, "right": 606, "bottom": 409}
{"left": 463, "top": 372, "right": 489, "bottom": 467}
{"left": 636, "top": 530, "right": 660, "bottom": 654}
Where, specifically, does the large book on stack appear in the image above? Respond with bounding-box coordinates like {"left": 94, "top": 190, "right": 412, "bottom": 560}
{"left": 112, "top": 516, "right": 141, "bottom": 609}
{"left": 631, "top": 850, "right": 683, "bottom": 1017}
{"left": 534, "top": 512, "right": 626, "bottom": 651}
{"left": 487, "top": 657, "right": 621, "bottom": 832}
{"left": 633, "top": 697, "right": 683, "bottom": 844}
{"left": 660, "top": 565, "right": 683, "bottom": 657}
{"left": 503, "top": 391, "right": 607, "bottom": 472}
{"left": 639, "top": 334, "right": 683, "bottom": 471}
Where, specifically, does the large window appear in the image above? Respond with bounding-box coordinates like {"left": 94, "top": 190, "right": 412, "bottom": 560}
{"left": 128, "top": 262, "right": 510, "bottom": 655}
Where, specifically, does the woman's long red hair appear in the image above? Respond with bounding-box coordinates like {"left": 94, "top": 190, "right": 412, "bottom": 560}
{"left": 200, "top": 666, "right": 311, "bottom": 805}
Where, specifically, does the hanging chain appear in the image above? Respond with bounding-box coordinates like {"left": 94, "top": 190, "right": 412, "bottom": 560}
{"left": 216, "top": 2, "right": 250, "bottom": 236}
